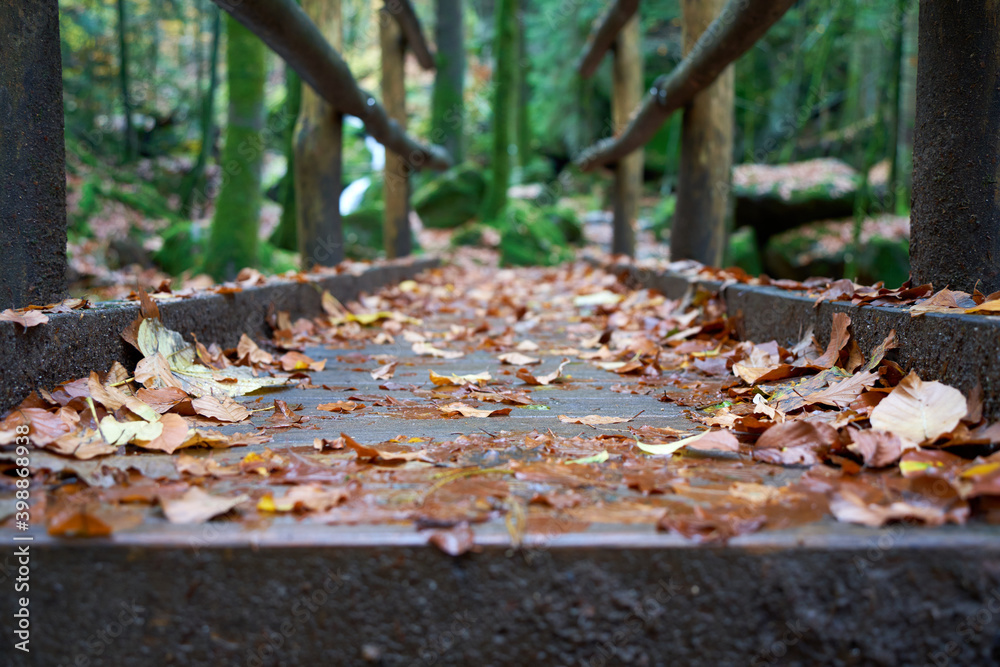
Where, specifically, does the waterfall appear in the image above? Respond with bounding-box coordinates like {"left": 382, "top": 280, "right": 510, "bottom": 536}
{"left": 339, "top": 116, "right": 384, "bottom": 215}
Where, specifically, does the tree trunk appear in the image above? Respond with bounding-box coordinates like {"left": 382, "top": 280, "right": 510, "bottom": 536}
{"left": 431, "top": 0, "right": 465, "bottom": 163}
{"left": 671, "top": 0, "right": 735, "bottom": 266}
{"left": 910, "top": 0, "right": 1000, "bottom": 293}
{"left": 886, "top": 0, "right": 906, "bottom": 199}
{"left": 180, "top": 3, "right": 222, "bottom": 217}
{"left": 117, "top": 0, "right": 136, "bottom": 161}
{"left": 482, "top": 0, "right": 517, "bottom": 222}
{"left": 516, "top": 0, "right": 531, "bottom": 171}
{"left": 296, "top": 0, "right": 343, "bottom": 268}
{"left": 0, "top": 0, "right": 67, "bottom": 309}
{"left": 611, "top": 12, "right": 642, "bottom": 256}
{"left": 381, "top": 4, "right": 410, "bottom": 258}
{"left": 203, "top": 15, "right": 267, "bottom": 281}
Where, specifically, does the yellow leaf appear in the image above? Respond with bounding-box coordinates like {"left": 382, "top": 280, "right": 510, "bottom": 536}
{"left": 429, "top": 370, "right": 491, "bottom": 386}
{"left": 566, "top": 451, "right": 609, "bottom": 464}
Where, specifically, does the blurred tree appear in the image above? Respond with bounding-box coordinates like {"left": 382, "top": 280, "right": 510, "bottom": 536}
{"left": 482, "top": 0, "right": 517, "bottom": 221}
{"left": 116, "top": 0, "right": 136, "bottom": 161}
{"left": 431, "top": 0, "right": 465, "bottom": 162}
{"left": 203, "top": 15, "right": 267, "bottom": 280}
{"left": 180, "top": 1, "right": 222, "bottom": 216}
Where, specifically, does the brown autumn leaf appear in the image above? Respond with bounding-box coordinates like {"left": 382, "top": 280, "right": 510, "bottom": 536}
{"left": 497, "top": 352, "right": 542, "bottom": 366}
{"left": 429, "top": 370, "right": 491, "bottom": 386}
{"left": 412, "top": 341, "right": 464, "bottom": 359}
{"left": 910, "top": 288, "right": 976, "bottom": 317}
{"left": 339, "top": 432, "right": 430, "bottom": 463}
{"left": 0, "top": 308, "right": 49, "bottom": 330}
{"left": 966, "top": 299, "right": 1000, "bottom": 315}
{"left": 135, "top": 387, "right": 190, "bottom": 413}
{"left": 828, "top": 489, "right": 966, "bottom": 527}
{"left": 752, "top": 421, "right": 838, "bottom": 466}
{"left": 237, "top": 334, "right": 274, "bottom": 365}
{"left": 266, "top": 399, "right": 304, "bottom": 427}
{"left": 160, "top": 486, "right": 248, "bottom": 524}
{"left": 810, "top": 312, "right": 851, "bottom": 368}
{"left": 190, "top": 395, "right": 252, "bottom": 422}
{"left": 174, "top": 454, "right": 237, "bottom": 477}
{"left": 279, "top": 351, "right": 325, "bottom": 372}
{"left": 869, "top": 371, "right": 967, "bottom": 444}
{"left": 438, "top": 402, "right": 512, "bottom": 418}
{"left": 317, "top": 401, "right": 365, "bottom": 413}
{"left": 801, "top": 370, "right": 879, "bottom": 408}
{"left": 21, "top": 406, "right": 80, "bottom": 446}
{"left": 427, "top": 522, "right": 476, "bottom": 556}
{"left": 134, "top": 352, "right": 185, "bottom": 391}
{"left": 134, "top": 413, "right": 191, "bottom": 454}
{"left": 847, "top": 429, "right": 914, "bottom": 468}
{"left": 558, "top": 414, "right": 636, "bottom": 427}
{"left": 258, "top": 484, "right": 351, "bottom": 513}
{"left": 370, "top": 361, "right": 397, "bottom": 380}
{"left": 517, "top": 358, "right": 570, "bottom": 386}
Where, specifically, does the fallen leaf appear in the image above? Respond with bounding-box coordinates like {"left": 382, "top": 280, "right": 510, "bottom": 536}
{"left": 810, "top": 312, "right": 851, "bottom": 368}
{"left": 429, "top": 370, "right": 491, "bottom": 386}
{"left": 190, "top": 395, "right": 251, "bottom": 422}
{"left": 869, "top": 372, "right": 967, "bottom": 443}
{"left": 134, "top": 413, "right": 191, "bottom": 454}
{"left": 438, "top": 402, "right": 512, "bottom": 418}
{"left": 258, "top": 484, "right": 350, "bottom": 513}
{"left": 0, "top": 309, "right": 49, "bottom": 329}
{"left": 517, "top": 358, "right": 570, "bottom": 386}
{"left": 370, "top": 361, "right": 397, "bottom": 380}
{"left": 280, "top": 351, "right": 325, "bottom": 372}
{"left": 427, "top": 522, "right": 475, "bottom": 556}
{"left": 317, "top": 401, "right": 365, "bottom": 413}
{"left": 498, "top": 352, "right": 541, "bottom": 366}
{"left": 160, "top": 487, "right": 247, "bottom": 524}
{"left": 635, "top": 429, "right": 738, "bottom": 456}
{"left": 237, "top": 334, "right": 274, "bottom": 365}
{"left": 558, "top": 414, "right": 635, "bottom": 427}
{"left": 847, "top": 429, "right": 914, "bottom": 467}
{"left": 412, "top": 341, "right": 464, "bottom": 359}
{"left": 566, "top": 451, "right": 610, "bottom": 464}
{"left": 340, "top": 432, "right": 430, "bottom": 463}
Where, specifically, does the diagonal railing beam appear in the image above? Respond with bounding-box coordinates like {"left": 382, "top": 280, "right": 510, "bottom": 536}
{"left": 577, "top": 0, "right": 639, "bottom": 79}
{"left": 212, "top": 0, "right": 450, "bottom": 171}
{"left": 386, "top": 0, "right": 436, "bottom": 71}
{"left": 575, "top": 0, "right": 795, "bottom": 171}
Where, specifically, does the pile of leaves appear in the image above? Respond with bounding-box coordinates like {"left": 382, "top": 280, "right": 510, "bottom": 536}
{"left": 3, "top": 254, "right": 1000, "bottom": 549}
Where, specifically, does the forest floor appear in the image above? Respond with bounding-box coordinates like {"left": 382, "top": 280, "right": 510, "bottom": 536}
{"left": 4, "top": 249, "right": 999, "bottom": 548}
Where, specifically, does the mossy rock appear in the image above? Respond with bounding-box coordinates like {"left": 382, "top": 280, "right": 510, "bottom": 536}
{"left": 343, "top": 206, "right": 385, "bottom": 261}
{"left": 497, "top": 201, "right": 574, "bottom": 267}
{"left": 451, "top": 222, "right": 490, "bottom": 247}
{"left": 154, "top": 222, "right": 202, "bottom": 275}
{"left": 549, "top": 204, "right": 584, "bottom": 246}
{"left": 412, "top": 163, "right": 487, "bottom": 229}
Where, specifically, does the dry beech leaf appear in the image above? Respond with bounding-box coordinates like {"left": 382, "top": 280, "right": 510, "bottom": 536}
{"left": 280, "top": 351, "right": 325, "bottom": 372}
{"left": 237, "top": 334, "right": 274, "bottom": 365}
{"left": 635, "top": 429, "right": 739, "bottom": 456}
{"left": 869, "top": 372, "right": 967, "bottom": 444}
{"left": 0, "top": 309, "right": 49, "bottom": 329}
{"left": 412, "top": 341, "right": 464, "bottom": 359}
{"left": 317, "top": 401, "right": 365, "bottom": 413}
{"left": 558, "top": 414, "right": 634, "bottom": 427}
{"left": 847, "top": 429, "right": 915, "bottom": 468}
{"left": 810, "top": 312, "right": 851, "bottom": 368}
{"left": 135, "top": 413, "right": 191, "bottom": 454}
{"left": 135, "top": 387, "right": 190, "bottom": 413}
{"left": 498, "top": 352, "right": 541, "bottom": 366}
{"left": 191, "top": 395, "right": 251, "bottom": 422}
{"left": 370, "top": 361, "right": 397, "bottom": 380}
{"left": 160, "top": 486, "right": 248, "bottom": 524}
{"left": 258, "top": 484, "right": 350, "bottom": 513}
{"left": 438, "top": 402, "right": 512, "bottom": 418}
{"left": 427, "top": 522, "right": 475, "bottom": 556}
{"left": 429, "top": 370, "right": 491, "bottom": 386}
{"left": 340, "top": 432, "right": 430, "bottom": 463}
{"left": 517, "top": 358, "right": 570, "bottom": 386}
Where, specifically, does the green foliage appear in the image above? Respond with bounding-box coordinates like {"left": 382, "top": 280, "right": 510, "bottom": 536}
{"left": 203, "top": 16, "right": 267, "bottom": 281}
{"left": 413, "top": 164, "right": 487, "bottom": 229}
{"left": 727, "top": 227, "right": 763, "bottom": 276}
{"left": 649, "top": 196, "right": 676, "bottom": 242}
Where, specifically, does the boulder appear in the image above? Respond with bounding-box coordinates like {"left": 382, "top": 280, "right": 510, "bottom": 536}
{"left": 412, "top": 163, "right": 487, "bottom": 229}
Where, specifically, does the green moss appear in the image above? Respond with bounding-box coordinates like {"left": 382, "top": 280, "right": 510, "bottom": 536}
{"left": 496, "top": 201, "right": 574, "bottom": 267}
{"left": 412, "top": 163, "right": 487, "bottom": 229}
{"left": 726, "top": 226, "right": 763, "bottom": 276}
{"left": 649, "top": 196, "right": 676, "bottom": 242}
{"left": 203, "top": 16, "right": 267, "bottom": 281}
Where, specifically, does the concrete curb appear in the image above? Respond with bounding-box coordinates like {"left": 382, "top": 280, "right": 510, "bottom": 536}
{"left": 608, "top": 262, "right": 1000, "bottom": 419}
{"left": 0, "top": 256, "right": 439, "bottom": 414}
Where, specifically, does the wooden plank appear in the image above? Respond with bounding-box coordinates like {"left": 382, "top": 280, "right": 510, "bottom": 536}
{"left": 296, "top": 0, "right": 344, "bottom": 269}
{"left": 611, "top": 12, "right": 642, "bottom": 256}
{"left": 381, "top": 5, "right": 411, "bottom": 258}
{"left": 211, "top": 0, "right": 450, "bottom": 171}
{"left": 577, "top": 0, "right": 639, "bottom": 79}
{"left": 670, "top": 0, "right": 734, "bottom": 266}
{"left": 576, "top": 0, "right": 794, "bottom": 171}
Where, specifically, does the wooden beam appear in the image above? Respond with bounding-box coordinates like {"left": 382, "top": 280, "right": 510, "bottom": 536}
{"left": 386, "top": 0, "right": 435, "bottom": 70}
{"left": 381, "top": 5, "right": 412, "bottom": 258}
{"left": 575, "top": 0, "right": 795, "bottom": 171}
{"left": 671, "top": 0, "right": 734, "bottom": 266}
{"left": 577, "top": 0, "right": 639, "bottom": 79}
{"left": 910, "top": 0, "right": 1000, "bottom": 293}
{"left": 0, "top": 0, "right": 67, "bottom": 309}
{"left": 211, "top": 0, "right": 450, "bottom": 171}
{"left": 611, "top": 12, "right": 642, "bottom": 256}
{"left": 296, "top": 0, "right": 344, "bottom": 269}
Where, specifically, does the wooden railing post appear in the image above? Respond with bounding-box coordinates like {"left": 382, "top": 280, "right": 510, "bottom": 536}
{"left": 380, "top": 3, "right": 411, "bottom": 258}
{"left": 670, "top": 0, "right": 734, "bottom": 265}
{"left": 611, "top": 12, "right": 642, "bottom": 256}
{"left": 0, "top": 0, "right": 68, "bottom": 309}
{"left": 295, "top": 0, "right": 344, "bottom": 269}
